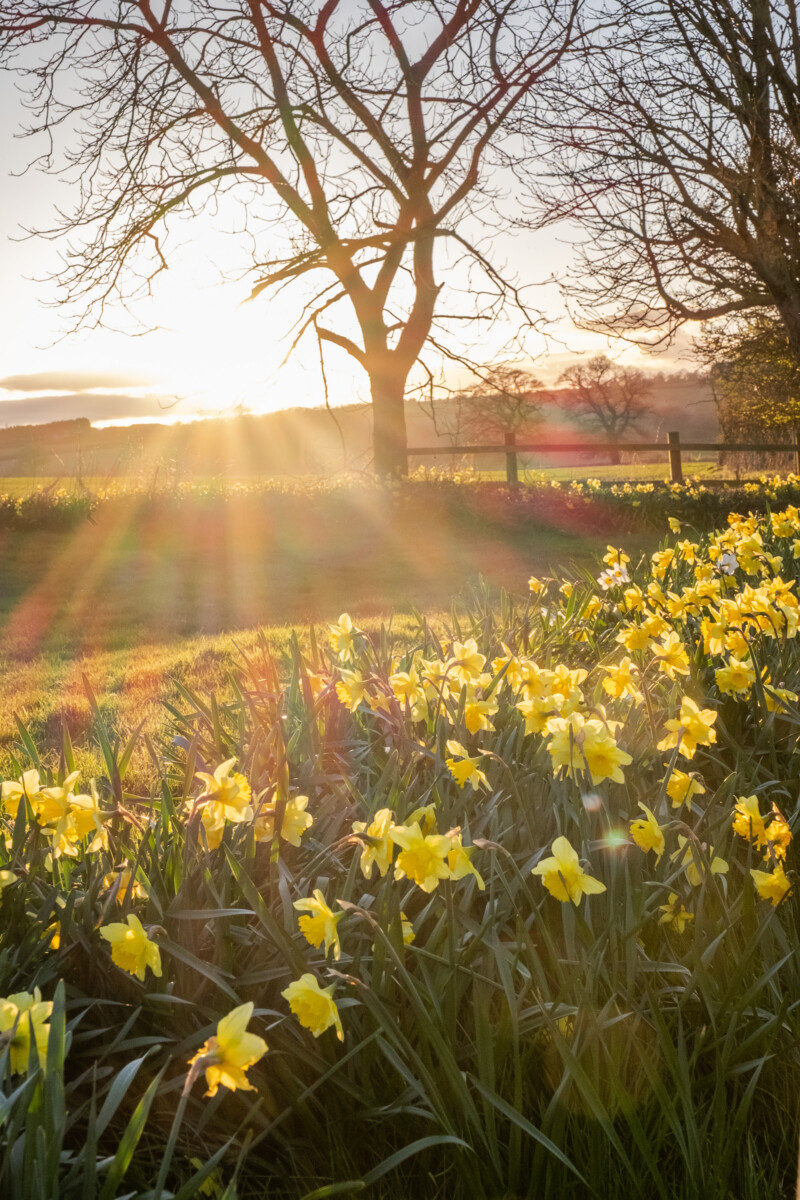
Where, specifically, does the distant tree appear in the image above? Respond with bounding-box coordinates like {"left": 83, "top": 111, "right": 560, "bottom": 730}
{"left": 458, "top": 363, "right": 545, "bottom": 443}
{"left": 0, "top": 0, "right": 581, "bottom": 477}
{"left": 695, "top": 312, "right": 800, "bottom": 441}
{"left": 556, "top": 355, "right": 652, "bottom": 463}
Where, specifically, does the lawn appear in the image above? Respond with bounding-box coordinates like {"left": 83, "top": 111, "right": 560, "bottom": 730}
{"left": 0, "top": 482, "right": 660, "bottom": 779}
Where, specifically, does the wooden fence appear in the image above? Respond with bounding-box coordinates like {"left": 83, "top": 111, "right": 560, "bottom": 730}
{"left": 408, "top": 430, "right": 800, "bottom": 486}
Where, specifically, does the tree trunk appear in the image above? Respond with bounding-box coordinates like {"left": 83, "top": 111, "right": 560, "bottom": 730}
{"left": 370, "top": 371, "right": 409, "bottom": 477}
{"left": 607, "top": 440, "right": 621, "bottom": 466}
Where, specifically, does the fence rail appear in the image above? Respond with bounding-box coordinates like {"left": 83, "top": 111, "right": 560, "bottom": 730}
{"left": 408, "top": 430, "right": 800, "bottom": 485}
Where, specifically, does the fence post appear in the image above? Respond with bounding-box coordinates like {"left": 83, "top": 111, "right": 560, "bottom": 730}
{"left": 668, "top": 431, "right": 683, "bottom": 484}
{"left": 504, "top": 431, "right": 519, "bottom": 484}
{"left": 794, "top": 428, "right": 800, "bottom": 477}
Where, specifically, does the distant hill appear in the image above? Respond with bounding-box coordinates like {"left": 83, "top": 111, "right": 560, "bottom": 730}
{"left": 0, "top": 376, "right": 717, "bottom": 478}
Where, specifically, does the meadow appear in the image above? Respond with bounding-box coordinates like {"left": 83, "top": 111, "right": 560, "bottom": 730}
{"left": 0, "top": 474, "right": 798, "bottom": 1198}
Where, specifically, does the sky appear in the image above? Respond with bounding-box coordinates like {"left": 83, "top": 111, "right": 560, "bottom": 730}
{"left": 0, "top": 63, "right": 692, "bottom": 431}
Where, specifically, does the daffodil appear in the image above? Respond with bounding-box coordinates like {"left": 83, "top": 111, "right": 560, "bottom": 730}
{"left": 329, "top": 613, "right": 358, "bottom": 659}
{"left": 732, "top": 795, "right": 768, "bottom": 847}
{"left": 0, "top": 989, "right": 52, "bottom": 1074}
{"left": 1, "top": 769, "right": 47, "bottom": 816}
{"left": 100, "top": 913, "right": 162, "bottom": 982}
{"left": 282, "top": 973, "right": 343, "bottom": 1041}
{"left": 189, "top": 1001, "right": 268, "bottom": 1097}
{"left": 195, "top": 759, "right": 252, "bottom": 822}
{"left": 764, "top": 805, "right": 792, "bottom": 862}
{"left": 750, "top": 864, "right": 792, "bottom": 906}
{"left": 657, "top": 894, "right": 693, "bottom": 933}
{"left": 531, "top": 836, "right": 606, "bottom": 905}
{"left": 651, "top": 631, "right": 690, "bottom": 680}
{"left": 352, "top": 807, "right": 394, "bottom": 878}
{"left": 103, "top": 867, "right": 146, "bottom": 905}
{"left": 715, "top": 657, "right": 756, "bottom": 696}
{"left": 399, "top": 912, "right": 415, "bottom": 944}
{"left": 629, "top": 803, "right": 666, "bottom": 861}
{"left": 672, "top": 837, "right": 728, "bottom": 887}
{"left": 390, "top": 822, "right": 452, "bottom": 892}
{"left": 335, "top": 670, "right": 369, "bottom": 712}
{"left": 281, "top": 795, "right": 313, "bottom": 846}
{"left": 616, "top": 623, "right": 652, "bottom": 653}
{"left": 545, "top": 712, "right": 632, "bottom": 785}
{"left": 445, "top": 741, "right": 489, "bottom": 790}
{"left": 665, "top": 769, "right": 706, "bottom": 811}
{"left": 458, "top": 686, "right": 498, "bottom": 734}
{"left": 657, "top": 696, "right": 717, "bottom": 760}
{"left": 448, "top": 638, "right": 486, "bottom": 684}
{"left": 257, "top": 795, "right": 314, "bottom": 846}
{"left": 294, "top": 890, "right": 344, "bottom": 960}
{"left": 447, "top": 835, "right": 485, "bottom": 890}
{"left": 602, "top": 657, "right": 642, "bottom": 702}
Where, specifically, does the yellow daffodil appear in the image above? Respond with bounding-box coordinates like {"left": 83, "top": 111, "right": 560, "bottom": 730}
{"left": 294, "top": 890, "right": 344, "bottom": 960}
{"left": 352, "top": 807, "right": 395, "bottom": 878}
{"left": 732, "top": 795, "right": 769, "bottom": 847}
{"left": 447, "top": 835, "right": 485, "bottom": 890}
{"left": 616, "top": 623, "right": 652, "bottom": 653}
{"left": 445, "top": 740, "right": 489, "bottom": 790}
{"left": 651, "top": 631, "right": 690, "bottom": 680}
{"left": 629, "top": 803, "right": 666, "bottom": 861}
{"left": 764, "top": 805, "right": 792, "bottom": 862}
{"left": 103, "top": 867, "right": 146, "bottom": 904}
{"left": 657, "top": 696, "right": 717, "bottom": 760}
{"left": 603, "top": 546, "right": 630, "bottom": 567}
{"left": 448, "top": 639, "right": 486, "bottom": 684}
{"left": 602, "top": 657, "right": 642, "bottom": 702}
{"left": 715, "top": 657, "right": 756, "bottom": 696}
{"left": 545, "top": 712, "right": 632, "bottom": 785}
{"left": 750, "top": 864, "right": 792, "bottom": 906}
{"left": 665, "top": 769, "right": 706, "bottom": 811}
{"left": 531, "top": 836, "right": 606, "bottom": 905}
{"left": 329, "top": 613, "right": 358, "bottom": 659}
{"left": 400, "top": 911, "right": 415, "bottom": 944}
{"left": 282, "top": 973, "right": 343, "bottom": 1041}
{"left": 1, "top": 769, "right": 47, "bottom": 816}
{"left": 390, "top": 822, "right": 452, "bottom": 892}
{"left": 195, "top": 760, "right": 252, "bottom": 822}
{"left": 673, "top": 837, "right": 728, "bottom": 887}
{"left": 457, "top": 685, "right": 498, "bottom": 734}
{"left": 189, "top": 1001, "right": 267, "bottom": 1097}
{"left": 100, "top": 913, "right": 162, "bottom": 982}
{"left": 335, "top": 669, "right": 369, "bottom": 712}
{"left": 255, "top": 794, "right": 314, "bottom": 847}
{"left": 657, "top": 894, "right": 693, "bottom": 933}
{"left": 0, "top": 989, "right": 52, "bottom": 1074}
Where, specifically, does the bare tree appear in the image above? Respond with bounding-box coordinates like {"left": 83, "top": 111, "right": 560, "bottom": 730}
{"left": 458, "top": 362, "right": 544, "bottom": 442}
{"left": 0, "top": 0, "right": 581, "bottom": 476}
{"left": 555, "top": 354, "right": 652, "bottom": 462}
{"left": 539, "top": 0, "right": 800, "bottom": 361}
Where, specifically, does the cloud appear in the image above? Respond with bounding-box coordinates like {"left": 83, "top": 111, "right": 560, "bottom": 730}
{"left": 0, "top": 393, "right": 181, "bottom": 426}
{"left": 0, "top": 370, "right": 157, "bottom": 394}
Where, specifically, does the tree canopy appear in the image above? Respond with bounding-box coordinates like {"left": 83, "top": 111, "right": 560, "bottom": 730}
{"left": 0, "top": 0, "right": 580, "bottom": 474}
{"left": 540, "top": 0, "right": 800, "bottom": 361}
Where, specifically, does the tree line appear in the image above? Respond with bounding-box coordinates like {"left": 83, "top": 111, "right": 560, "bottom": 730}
{"left": 1, "top": 0, "right": 798, "bottom": 472}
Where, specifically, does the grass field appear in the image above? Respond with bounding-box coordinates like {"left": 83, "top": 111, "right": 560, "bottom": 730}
{"left": 0, "top": 482, "right": 660, "bottom": 781}
{"left": 0, "top": 458, "right": 754, "bottom": 499}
